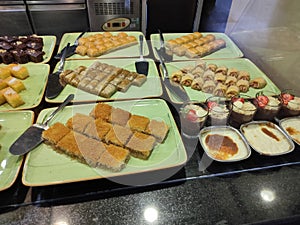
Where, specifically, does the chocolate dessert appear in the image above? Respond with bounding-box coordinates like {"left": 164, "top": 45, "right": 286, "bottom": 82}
{"left": 0, "top": 35, "right": 45, "bottom": 64}
{"left": 253, "top": 94, "right": 281, "bottom": 121}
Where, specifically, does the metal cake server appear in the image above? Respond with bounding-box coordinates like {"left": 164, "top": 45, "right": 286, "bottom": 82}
{"left": 45, "top": 43, "right": 70, "bottom": 99}
{"left": 155, "top": 47, "right": 189, "bottom": 103}
{"left": 9, "top": 94, "right": 74, "bottom": 156}
{"left": 54, "top": 31, "right": 86, "bottom": 59}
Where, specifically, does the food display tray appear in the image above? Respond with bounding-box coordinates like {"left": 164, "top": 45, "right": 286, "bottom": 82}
{"left": 163, "top": 58, "right": 281, "bottom": 104}
{"left": 45, "top": 58, "right": 162, "bottom": 103}
{"left": 0, "top": 64, "right": 49, "bottom": 111}
{"left": 0, "top": 110, "right": 34, "bottom": 191}
{"left": 58, "top": 31, "right": 149, "bottom": 60}
{"left": 22, "top": 99, "right": 187, "bottom": 186}
{"left": 150, "top": 32, "right": 243, "bottom": 61}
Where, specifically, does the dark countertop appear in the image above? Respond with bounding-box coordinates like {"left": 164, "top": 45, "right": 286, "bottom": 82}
{"left": 0, "top": 165, "right": 299, "bottom": 225}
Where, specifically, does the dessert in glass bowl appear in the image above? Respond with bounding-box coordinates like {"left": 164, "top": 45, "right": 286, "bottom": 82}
{"left": 253, "top": 91, "right": 281, "bottom": 121}
{"left": 277, "top": 90, "right": 300, "bottom": 119}
{"left": 206, "top": 96, "right": 232, "bottom": 126}
{"left": 180, "top": 102, "right": 208, "bottom": 138}
{"left": 229, "top": 96, "right": 257, "bottom": 128}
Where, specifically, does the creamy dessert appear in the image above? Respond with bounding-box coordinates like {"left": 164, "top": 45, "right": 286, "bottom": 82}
{"left": 229, "top": 98, "right": 257, "bottom": 128}
{"left": 280, "top": 117, "right": 300, "bottom": 145}
{"left": 207, "top": 101, "right": 231, "bottom": 126}
{"left": 199, "top": 126, "right": 251, "bottom": 162}
{"left": 180, "top": 103, "right": 208, "bottom": 138}
{"left": 278, "top": 93, "right": 300, "bottom": 118}
{"left": 253, "top": 94, "right": 281, "bottom": 120}
{"left": 241, "top": 122, "right": 294, "bottom": 155}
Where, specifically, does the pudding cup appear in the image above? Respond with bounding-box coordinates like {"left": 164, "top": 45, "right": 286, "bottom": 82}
{"left": 253, "top": 91, "right": 281, "bottom": 121}
{"left": 180, "top": 102, "right": 208, "bottom": 138}
{"left": 205, "top": 96, "right": 232, "bottom": 126}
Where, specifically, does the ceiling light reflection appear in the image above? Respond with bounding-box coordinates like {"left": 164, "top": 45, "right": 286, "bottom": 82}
{"left": 260, "top": 189, "right": 275, "bottom": 202}
{"left": 53, "top": 221, "right": 69, "bottom": 225}
{"left": 144, "top": 207, "right": 158, "bottom": 223}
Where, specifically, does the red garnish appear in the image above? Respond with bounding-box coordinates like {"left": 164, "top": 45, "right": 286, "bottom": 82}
{"left": 207, "top": 101, "right": 217, "bottom": 110}
{"left": 232, "top": 97, "right": 245, "bottom": 103}
{"left": 281, "top": 93, "right": 294, "bottom": 105}
{"left": 257, "top": 95, "right": 269, "bottom": 108}
{"left": 186, "top": 109, "right": 198, "bottom": 122}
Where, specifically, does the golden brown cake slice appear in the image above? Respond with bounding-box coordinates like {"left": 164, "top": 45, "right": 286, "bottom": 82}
{"left": 104, "top": 124, "right": 133, "bottom": 147}
{"left": 56, "top": 131, "right": 89, "bottom": 163}
{"left": 0, "top": 67, "right": 11, "bottom": 79}
{"left": 66, "top": 113, "right": 94, "bottom": 134}
{"left": 145, "top": 119, "right": 169, "bottom": 143}
{"left": 109, "top": 107, "right": 131, "bottom": 126}
{"left": 97, "top": 150, "right": 126, "bottom": 172}
{"left": 1, "top": 87, "right": 24, "bottom": 108}
{"left": 9, "top": 64, "right": 29, "bottom": 79}
{"left": 127, "top": 114, "right": 150, "bottom": 132}
{"left": 89, "top": 103, "right": 112, "bottom": 121}
{"left": 4, "top": 76, "right": 26, "bottom": 93}
{"left": 0, "top": 92, "right": 6, "bottom": 105}
{"left": 42, "top": 122, "right": 71, "bottom": 145}
{"left": 105, "top": 144, "right": 130, "bottom": 164}
{"left": 78, "top": 138, "right": 107, "bottom": 167}
{"left": 0, "top": 78, "right": 8, "bottom": 90}
{"left": 84, "top": 118, "right": 112, "bottom": 141}
{"left": 126, "top": 132, "right": 156, "bottom": 159}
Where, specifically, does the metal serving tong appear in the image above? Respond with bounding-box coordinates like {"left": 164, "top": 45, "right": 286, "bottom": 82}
{"left": 154, "top": 47, "right": 189, "bottom": 102}
{"left": 45, "top": 43, "right": 70, "bottom": 99}
{"left": 54, "top": 31, "right": 86, "bottom": 59}
{"left": 157, "top": 29, "right": 173, "bottom": 62}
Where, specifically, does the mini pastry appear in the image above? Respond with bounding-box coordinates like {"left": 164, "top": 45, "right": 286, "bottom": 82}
{"left": 226, "top": 85, "right": 240, "bottom": 98}
{"left": 236, "top": 79, "right": 250, "bottom": 92}
{"left": 225, "top": 76, "right": 237, "bottom": 87}
{"left": 202, "top": 70, "right": 215, "bottom": 82}
{"left": 1, "top": 87, "right": 24, "bottom": 108}
{"left": 191, "top": 77, "right": 204, "bottom": 91}
{"left": 215, "top": 66, "right": 228, "bottom": 75}
{"left": 250, "top": 77, "right": 267, "bottom": 89}
{"left": 202, "top": 80, "right": 216, "bottom": 94}
{"left": 4, "top": 76, "right": 26, "bottom": 93}
{"left": 171, "top": 71, "right": 183, "bottom": 83}
{"left": 180, "top": 74, "right": 194, "bottom": 86}
{"left": 227, "top": 68, "right": 239, "bottom": 78}
{"left": 238, "top": 71, "right": 251, "bottom": 81}
{"left": 213, "top": 83, "right": 227, "bottom": 97}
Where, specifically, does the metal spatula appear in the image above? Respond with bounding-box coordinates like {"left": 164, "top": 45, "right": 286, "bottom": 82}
{"left": 135, "top": 34, "right": 149, "bottom": 75}
{"left": 45, "top": 43, "right": 70, "bottom": 99}
{"left": 9, "top": 94, "right": 74, "bottom": 156}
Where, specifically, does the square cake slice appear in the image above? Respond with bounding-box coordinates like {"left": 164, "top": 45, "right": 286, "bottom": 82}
{"left": 104, "top": 124, "right": 133, "bottom": 147}
{"left": 109, "top": 107, "right": 131, "bottom": 126}
{"left": 145, "top": 119, "right": 169, "bottom": 143}
{"left": 42, "top": 122, "right": 71, "bottom": 145}
{"left": 126, "top": 132, "right": 156, "bottom": 160}
{"left": 127, "top": 114, "right": 150, "bottom": 132}
{"left": 84, "top": 118, "right": 112, "bottom": 140}
{"left": 66, "top": 113, "right": 94, "bottom": 134}
{"left": 89, "top": 103, "right": 112, "bottom": 121}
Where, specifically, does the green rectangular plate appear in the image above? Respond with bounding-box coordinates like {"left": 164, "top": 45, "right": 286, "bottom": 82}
{"left": 164, "top": 58, "right": 281, "bottom": 104}
{"left": 0, "top": 110, "right": 34, "bottom": 191}
{"left": 0, "top": 35, "right": 56, "bottom": 65}
{"left": 150, "top": 32, "right": 243, "bottom": 61}
{"left": 45, "top": 58, "right": 162, "bottom": 103}
{"left": 58, "top": 31, "right": 149, "bottom": 59}
{"left": 22, "top": 99, "right": 187, "bottom": 186}
{"left": 0, "top": 64, "right": 50, "bottom": 111}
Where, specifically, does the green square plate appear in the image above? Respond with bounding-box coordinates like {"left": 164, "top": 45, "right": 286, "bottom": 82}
{"left": 150, "top": 32, "right": 243, "bottom": 61}
{"left": 22, "top": 99, "right": 187, "bottom": 186}
{"left": 45, "top": 58, "right": 162, "bottom": 103}
{"left": 163, "top": 58, "right": 281, "bottom": 104}
{"left": 0, "top": 64, "right": 50, "bottom": 111}
{"left": 58, "top": 31, "right": 149, "bottom": 59}
{"left": 0, "top": 35, "right": 56, "bottom": 65}
{"left": 0, "top": 110, "right": 34, "bottom": 191}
